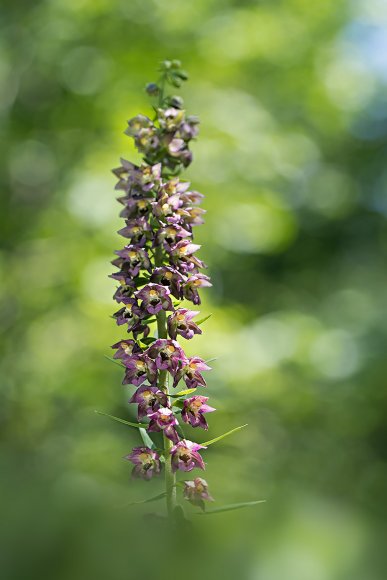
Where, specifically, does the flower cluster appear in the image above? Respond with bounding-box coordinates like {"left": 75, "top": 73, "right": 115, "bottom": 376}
{"left": 111, "top": 61, "right": 215, "bottom": 514}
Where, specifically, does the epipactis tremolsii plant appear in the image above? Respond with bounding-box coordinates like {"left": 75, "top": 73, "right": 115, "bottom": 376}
{"left": 105, "top": 61, "right": 259, "bottom": 521}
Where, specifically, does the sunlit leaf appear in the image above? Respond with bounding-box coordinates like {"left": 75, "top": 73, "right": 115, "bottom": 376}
{"left": 104, "top": 355, "right": 125, "bottom": 368}
{"left": 123, "top": 491, "right": 166, "bottom": 507}
{"left": 202, "top": 424, "right": 248, "bottom": 446}
{"left": 169, "top": 388, "right": 196, "bottom": 398}
{"left": 95, "top": 410, "right": 146, "bottom": 429}
{"left": 139, "top": 427, "right": 155, "bottom": 449}
{"left": 196, "top": 313, "right": 212, "bottom": 326}
{"left": 198, "top": 500, "right": 266, "bottom": 515}
{"left": 140, "top": 337, "right": 157, "bottom": 346}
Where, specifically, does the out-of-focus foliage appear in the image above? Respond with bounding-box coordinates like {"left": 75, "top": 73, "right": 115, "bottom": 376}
{"left": 1, "top": 0, "right": 387, "bottom": 578}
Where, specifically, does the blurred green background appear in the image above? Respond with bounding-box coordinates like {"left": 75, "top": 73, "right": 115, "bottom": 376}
{"left": 1, "top": 0, "right": 387, "bottom": 578}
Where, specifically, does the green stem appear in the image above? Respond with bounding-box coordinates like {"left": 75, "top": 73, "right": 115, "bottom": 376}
{"left": 155, "top": 246, "right": 177, "bottom": 518}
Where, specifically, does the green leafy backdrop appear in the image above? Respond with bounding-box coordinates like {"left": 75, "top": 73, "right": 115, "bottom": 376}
{"left": 1, "top": 1, "right": 387, "bottom": 579}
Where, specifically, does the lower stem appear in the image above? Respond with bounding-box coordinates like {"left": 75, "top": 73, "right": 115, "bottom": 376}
{"left": 156, "top": 291, "right": 177, "bottom": 518}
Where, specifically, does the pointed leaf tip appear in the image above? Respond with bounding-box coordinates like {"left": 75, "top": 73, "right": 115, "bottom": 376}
{"left": 198, "top": 500, "right": 266, "bottom": 515}
{"left": 95, "top": 410, "right": 147, "bottom": 429}
{"left": 122, "top": 491, "right": 167, "bottom": 507}
{"left": 196, "top": 313, "right": 212, "bottom": 326}
{"left": 202, "top": 424, "right": 248, "bottom": 447}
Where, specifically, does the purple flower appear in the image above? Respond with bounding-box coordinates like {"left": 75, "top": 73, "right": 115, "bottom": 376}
{"left": 111, "top": 339, "right": 142, "bottom": 360}
{"left": 182, "top": 396, "right": 215, "bottom": 430}
{"left": 122, "top": 354, "right": 157, "bottom": 387}
{"left": 118, "top": 217, "right": 150, "bottom": 245}
{"left": 125, "top": 446, "right": 161, "bottom": 480}
{"left": 167, "top": 308, "right": 202, "bottom": 340}
{"left": 184, "top": 206, "right": 206, "bottom": 227}
{"left": 156, "top": 224, "right": 191, "bottom": 250}
{"left": 157, "top": 107, "right": 185, "bottom": 131}
{"left": 146, "top": 339, "right": 187, "bottom": 372}
{"left": 124, "top": 115, "right": 153, "bottom": 138}
{"left": 113, "top": 298, "right": 138, "bottom": 326}
{"left": 119, "top": 197, "right": 151, "bottom": 220}
{"left": 135, "top": 283, "right": 174, "bottom": 314}
{"left": 170, "top": 240, "right": 206, "bottom": 272}
{"left": 183, "top": 477, "right": 213, "bottom": 510}
{"left": 147, "top": 407, "right": 179, "bottom": 443}
{"left": 168, "top": 137, "right": 185, "bottom": 157}
{"left": 111, "top": 278, "right": 136, "bottom": 300}
{"left": 112, "top": 245, "right": 151, "bottom": 277}
{"left": 170, "top": 440, "right": 206, "bottom": 472}
{"left": 129, "top": 385, "right": 168, "bottom": 419}
{"left": 183, "top": 274, "right": 212, "bottom": 305}
{"left": 113, "top": 158, "right": 160, "bottom": 193}
{"left": 179, "top": 189, "right": 204, "bottom": 206}
{"left": 152, "top": 191, "right": 182, "bottom": 220}
{"left": 178, "top": 115, "right": 200, "bottom": 140}
{"left": 173, "top": 356, "right": 211, "bottom": 389}
{"left": 150, "top": 266, "right": 184, "bottom": 299}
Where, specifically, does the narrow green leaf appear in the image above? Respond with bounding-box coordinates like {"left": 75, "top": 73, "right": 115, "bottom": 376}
{"left": 139, "top": 427, "right": 155, "bottom": 449}
{"left": 205, "top": 357, "right": 218, "bottom": 364}
{"left": 140, "top": 337, "right": 157, "bottom": 346}
{"left": 104, "top": 355, "right": 125, "bottom": 368}
{"left": 202, "top": 424, "right": 248, "bottom": 447}
{"left": 123, "top": 491, "right": 166, "bottom": 507}
{"left": 169, "top": 388, "right": 197, "bottom": 398}
{"left": 95, "top": 410, "right": 147, "bottom": 429}
{"left": 196, "top": 313, "right": 212, "bottom": 326}
{"left": 134, "top": 276, "right": 149, "bottom": 287}
{"left": 172, "top": 400, "right": 184, "bottom": 410}
{"left": 198, "top": 500, "right": 266, "bottom": 515}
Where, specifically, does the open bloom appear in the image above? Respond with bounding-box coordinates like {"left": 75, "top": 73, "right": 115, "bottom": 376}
{"left": 111, "top": 339, "right": 142, "bottom": 360}
{"left": 135, "top": 283, "right": 174, "bottom": 314}
{"left": 183, "top": 477, "right": 213, "bottom": 510}
{"left": 173, "top": 356, "right": 211, "bottom": 389}
{"left": 170, "top": 240, "right": 205, "bottom": 273}
{"left": 118, "top": 217, "right": 151, "bottom": 245}
{"left": 183, "top": 274, "right": 212, "bottom": 305}
{"left": 156, "top": 224, "right": 191, "bottom": 250}
{"left": 113, "top": 300, "right": 150, "bottom": 338}
{"left": 146, "top": 339, "right": 186, "bottom": 372}
{"left": 112, "top": 245, "right": 151, "bottom": 277}
{"left": 122, "top": 354, "right": 157, "bottom": 387}
{"left": 167, "top": 308, "right": 201, "bottom": 340}
{"left": 150, "top": 266, "right": 184, "bottom": 299}
{"left": 170, "top": 440, "right": 206, "bottom": 472}
{"left": 125, "top": 446, "right": 161, "bottom": 480}
{"left": 182, "top": 396, "right": 215, "bottom": 429}
{"left": 147, "top": 407, "right": 179, "bottom": 443}
{"left": 129, "top": 385, "right": 168, "bottom": 420}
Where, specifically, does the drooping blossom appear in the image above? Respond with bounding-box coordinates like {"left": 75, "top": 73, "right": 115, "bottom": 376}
{"left": 150, "top": 266, "right": 184, "bottom": 299}
{"left": 125, "top": 447, "right": 161, "bottom": 480}
{"left": 183, "top": 274, "right": 212, "bottom": 305}
{"left": 147, "top": 407, "right": 179, "bottom": 443}
{"left": 111, "top": 339, "right": 142, "bottom": 360}
{"left": 183, "top": 478, "right": 214, "bottom": 510}
{"left": 122, "top": 354, "right": 157, "bottom": 387}
{"left": 182, "top": 396, "right": 215, "bottom": 430}
{"left": 173, "top": 357, "right": 211, "bottom": 389}
{"left": 135, "top": 283, "right": 174, "bottom": 315}
{"left": 170, "top": 440, "right": 206, "bottom": 472}
{"left": 167, "top": 308, "right": 202, "bottom": 340}
{"left": 129, "top": 385, "right": 168, "bottom": 420}
{"left": 146, "top": 339, "right": 186, "bottom": 372}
